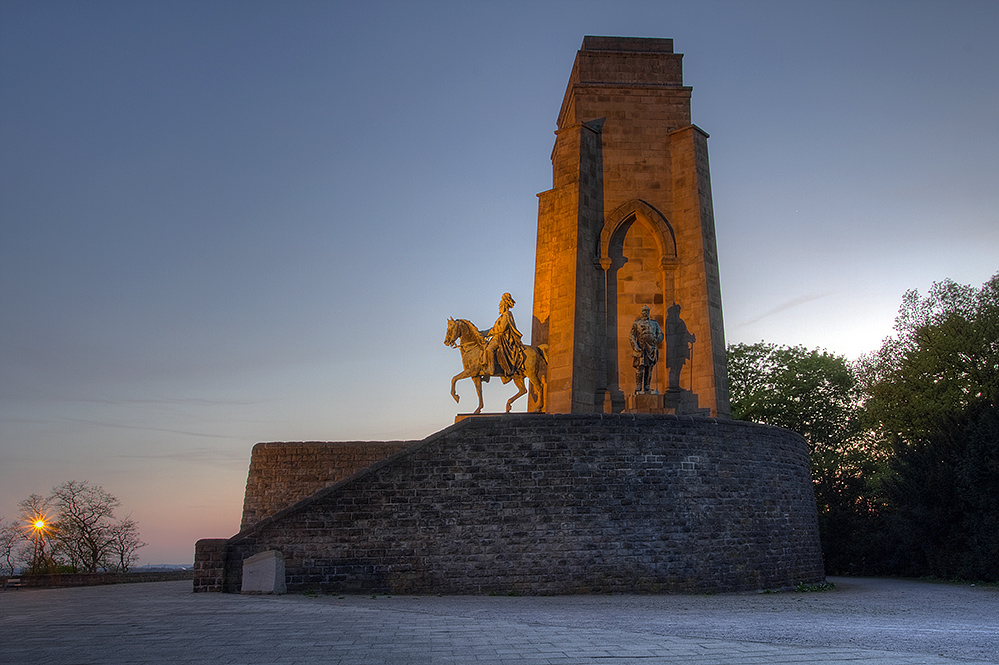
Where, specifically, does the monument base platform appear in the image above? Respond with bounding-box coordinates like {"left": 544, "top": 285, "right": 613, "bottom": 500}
{"left": 194, "top": 414, "right": 825, "bottom": 596}
{"left": 625, "top": 389, "right": 710, "bottom": 416}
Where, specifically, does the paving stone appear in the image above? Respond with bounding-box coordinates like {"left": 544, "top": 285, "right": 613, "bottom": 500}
{"left": 2, "top": 578, "right": 996, "bottom": 665}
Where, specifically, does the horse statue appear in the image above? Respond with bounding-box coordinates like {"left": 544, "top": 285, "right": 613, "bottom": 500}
{"left": 444, "top": 317, "right": 547, "bottom": 414}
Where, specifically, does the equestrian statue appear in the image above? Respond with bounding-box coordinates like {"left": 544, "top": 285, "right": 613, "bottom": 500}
{"left": 445, "top": 293, "right": 547, "bottom": 414}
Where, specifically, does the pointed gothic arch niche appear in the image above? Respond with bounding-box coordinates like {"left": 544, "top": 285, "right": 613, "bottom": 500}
{"left": 596, "top": 200, "right": 678, "bottom": 412}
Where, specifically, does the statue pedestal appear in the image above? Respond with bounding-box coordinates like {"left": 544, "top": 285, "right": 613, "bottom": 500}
{"left": 625, "top": 389, "right": 710, "bottom": 416}
{"left": 454, "top": 412, "right": 545, "bottom": 424}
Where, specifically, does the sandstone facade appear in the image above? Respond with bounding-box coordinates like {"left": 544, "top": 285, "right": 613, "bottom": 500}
{"left": 532, "top": 37, "right": 730, "bottom": 417}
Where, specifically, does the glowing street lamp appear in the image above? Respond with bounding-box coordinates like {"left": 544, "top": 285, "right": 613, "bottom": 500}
{"left": 27, "top": 514, "right": 50, "bottom": 574}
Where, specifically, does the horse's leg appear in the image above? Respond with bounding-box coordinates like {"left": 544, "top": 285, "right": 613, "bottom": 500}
{"left": 524, "top": 348, "right": 545, "bottom": 413}
{"left": 473, "top": 376, "right": 484, "bottom": 414}
{"left": 506, "top": 375, "right": 527, "bottom": 412}
{"left": 528, "top": 372, "right": 545, "bottom": 413}
{"left": 451, "top": 369, "right": 474, "bottom": 404}
{"left": 524, "top": 353, "right": 536, "bottom": 410}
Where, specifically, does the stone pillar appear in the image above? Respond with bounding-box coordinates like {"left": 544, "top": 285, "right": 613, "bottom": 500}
{"left": 531, "top": 119, "right": 604, "bottom": 414}
{"left": 193, "top": 538, "right": 228, "bottom": 592}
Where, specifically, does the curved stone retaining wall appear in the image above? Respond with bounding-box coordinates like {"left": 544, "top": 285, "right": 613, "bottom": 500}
{"left": 198, "top": 414, "right": 824, "bottom": 594}
{"left": 240, "top": 441, "right": 412, "bottom": 530}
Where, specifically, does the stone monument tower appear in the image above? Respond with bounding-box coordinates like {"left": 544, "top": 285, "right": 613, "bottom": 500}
{"left": 194, "top": 37, "right": 825, "bottom": 596}
{"left": 531, "top": 36, "right": 731, "bottom": 417}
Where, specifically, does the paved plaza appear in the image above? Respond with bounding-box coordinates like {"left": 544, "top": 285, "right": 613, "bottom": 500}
{"left": 2, "top": 576, "right": 996, "bottom": 664}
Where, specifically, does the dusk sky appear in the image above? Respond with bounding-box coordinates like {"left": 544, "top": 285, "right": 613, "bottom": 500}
{"left": 2, "top": 1, "right": 997, "bottom": 565}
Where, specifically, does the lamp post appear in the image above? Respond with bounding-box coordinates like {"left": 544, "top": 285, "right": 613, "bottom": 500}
{"left": 30, "top": 517, "right": 48, "bottom": 575}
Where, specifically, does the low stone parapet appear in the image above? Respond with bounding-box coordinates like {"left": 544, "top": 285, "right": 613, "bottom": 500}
{"left": 3, "top": 570, "right": 192, "bottom": 588}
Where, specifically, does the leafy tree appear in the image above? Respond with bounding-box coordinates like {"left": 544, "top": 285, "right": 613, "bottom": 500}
{"left": 858, "top": 274, "right": 999, "bottom": 580}
{"left": 883, "top": 396, "right": 999, "bottom": 581}
{"left": 727, "top": 342, "right": 885, "bottom": 573}
{"left": 857, "top": 273, "right": 999, "bottom": 442}
{"left": 728, "top": 342, "right": 866, "bottom": 453}
{"left": 727, "top": 342, "right": 878, "bottom": 485}
{"left": 856, "top": 273, "right": 999, "bottom": 580}
{"left": 728, "top": 274, "right": 998, "bottom": 579}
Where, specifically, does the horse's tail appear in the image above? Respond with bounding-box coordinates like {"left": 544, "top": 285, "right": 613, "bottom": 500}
{"left": 536, "top": 343, "right": 548, "bottom": 365}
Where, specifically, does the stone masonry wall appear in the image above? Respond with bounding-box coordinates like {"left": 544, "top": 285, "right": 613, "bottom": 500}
{"left": 240, "top": 441, "right": 413, "bottom": 530}
{"left": 193, "top": 538, "right": 228, "bottom": 592}
{"left": 207, "top": 414, "right": 824, "bottom": 594}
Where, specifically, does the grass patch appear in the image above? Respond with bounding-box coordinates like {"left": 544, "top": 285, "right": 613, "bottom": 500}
{"left": 795, "top": 582, "right": 836, "bottom": 592}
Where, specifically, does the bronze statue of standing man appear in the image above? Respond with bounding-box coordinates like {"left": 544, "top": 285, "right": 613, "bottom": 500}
{"left": 630, "top": 305, "right": 664, "bottom": 393}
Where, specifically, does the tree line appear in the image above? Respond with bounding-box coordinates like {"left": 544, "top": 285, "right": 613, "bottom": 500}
{"left": 728, "top": 273, "right": 998, "bottom": 581}
{"left": 1, "top": 480, "right": 146, "bottom": 575}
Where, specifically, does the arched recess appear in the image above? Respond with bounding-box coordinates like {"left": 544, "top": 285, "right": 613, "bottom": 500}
{"left": 595, "top": 200, "right": 680, "bottom": 411}
{"left": 597, "top": 199, "right": 677, "bottom": 265}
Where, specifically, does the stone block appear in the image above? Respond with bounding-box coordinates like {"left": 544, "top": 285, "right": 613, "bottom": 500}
{"left": 241, "top": 550, "right": 286, "bottom": 595}
{"left": 625, "top": 389, "right": 710, "bottom": 416}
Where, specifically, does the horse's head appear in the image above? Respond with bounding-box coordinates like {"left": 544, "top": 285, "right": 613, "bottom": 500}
{"left": 444, "top": 317, "right": 459, "bottom": 348}
{"left": 445, "top": 317, "right": 482, "bottom": 349}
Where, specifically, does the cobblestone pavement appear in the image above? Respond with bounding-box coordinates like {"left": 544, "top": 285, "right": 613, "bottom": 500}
{"left": 1, "top": 577, "right": 996, "bottom": 664}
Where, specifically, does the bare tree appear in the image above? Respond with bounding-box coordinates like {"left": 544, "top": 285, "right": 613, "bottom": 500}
{"left": 107, "top": 515, "right": 147, "bottom": 573}
{"left": 13, "top": 482, "right": 146, "bottom": 574}
{"left": 49, "top": 481, "right": 119, "bottom": 572}
{"left": 0, "top": 518, "right": 26, "bottom": 576}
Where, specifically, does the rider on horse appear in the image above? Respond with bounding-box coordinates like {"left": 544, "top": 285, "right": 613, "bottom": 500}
{"left": 481, "top": 292, "right": 526, "bottom": 384}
